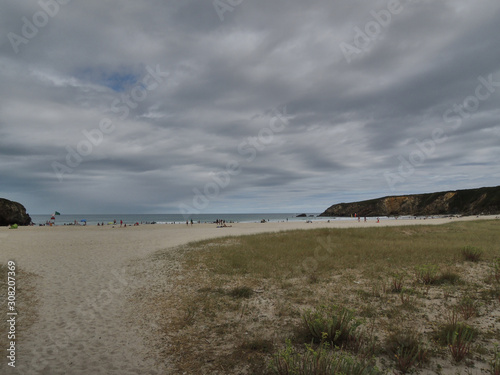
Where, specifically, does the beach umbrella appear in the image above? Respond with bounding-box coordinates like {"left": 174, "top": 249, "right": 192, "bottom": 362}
{"left": 80, "top": 219, "right": 87, "bottom": 222}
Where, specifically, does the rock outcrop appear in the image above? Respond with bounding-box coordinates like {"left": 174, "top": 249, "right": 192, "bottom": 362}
{"left": 0, "top": 198, "right": 32, "bottom": 226}
{"left": 319, "top": 186, "right": 500, "bottom": 217}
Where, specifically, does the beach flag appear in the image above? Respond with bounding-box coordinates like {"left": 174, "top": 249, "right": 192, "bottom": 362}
{"left": 53, "top": 211, "right": 61, "bottom": 216}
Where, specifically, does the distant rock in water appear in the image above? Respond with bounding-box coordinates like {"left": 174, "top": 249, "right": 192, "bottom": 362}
{"left": 296, "top": 213, "right": 307, "bottom": 217}
{"left": 0, "top": 198, "right": 32, "bottom": 226}
{"left": 319, "top": 186, "right": 500, "bottom": 217}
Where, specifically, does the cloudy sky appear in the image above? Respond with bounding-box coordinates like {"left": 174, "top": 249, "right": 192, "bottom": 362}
{"left": 1, "top": 0, "right": 499, "bottom": 215}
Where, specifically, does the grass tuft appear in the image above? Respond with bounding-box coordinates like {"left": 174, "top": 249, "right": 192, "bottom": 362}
{"left": 494, "top": 258, "right": 500, "bottom": 284}
{"left": 456, "top": 296, "right": 479, "bottom": 320}
{"left": 302, "top": 305, "right": 362, "bottom": 348}
{"left": 271, "top": 339, "right": 381, "bottom": 375}
{"left": 390, "top": 273, "right": 405, "bottom": 293}
{"left": 415, "top": 264, "right": 439, "bottom": 285}
{"left": 461, "top": 245, "right": 483, "bottom": 262}
{"left": 491, "top": 344, "right": 500, "bottom": 375}
{"left": 385, "top": 329, "right": 429, "bottom": 374}
{"left": 447, "top": 323, "right": 475, "bottom": 362}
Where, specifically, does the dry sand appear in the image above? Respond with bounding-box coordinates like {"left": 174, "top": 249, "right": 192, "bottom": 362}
{"left": 0, "top": 215, "right": 497, "bottom": 374}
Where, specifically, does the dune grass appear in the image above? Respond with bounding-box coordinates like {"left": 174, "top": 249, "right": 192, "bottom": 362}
{"left": 145, "top": 219, "right": 500, "bottom": 374}
{"left": 188, "top": 220, "right": 500, "bottom": 279}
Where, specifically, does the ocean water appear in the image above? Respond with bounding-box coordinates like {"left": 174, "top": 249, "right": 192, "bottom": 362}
{"left": 29, "top": 213, "right": 334, "bottom": 226}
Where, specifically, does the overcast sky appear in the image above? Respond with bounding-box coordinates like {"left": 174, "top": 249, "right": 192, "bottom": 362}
{"left": 1, "top": 0, "right": 499, "bottom": 215}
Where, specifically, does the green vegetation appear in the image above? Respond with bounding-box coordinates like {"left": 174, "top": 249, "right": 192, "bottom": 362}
{"left": 447, "top": 324, "right": 476, "bottom": 362}
{"left": 461, "top": 245, "right": 483, "bottom": 262}
{"left": 385, "top": 329, "right": 429, "bottom": 373}
{"left": 189, "top": 220, "right": 500, "bottom": 278}
{"left": 229, "top": 286, "right": 254, "bottom": 298}
{"left": 415, "top": 264, "right": 439, "bottom": 285}
{"left": 148, "top": 219, "right": 500, "bottom": 374}
{"left": 301, "top": 305, "right": 362, "bottom": 347}
{"left": 491, "top": 345, "right": 500, "bottom": 375}
{"left": 271, "top": 339, "right": 381, "bottom": 375}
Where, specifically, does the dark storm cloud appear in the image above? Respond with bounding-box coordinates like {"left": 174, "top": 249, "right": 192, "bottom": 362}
{"left": 0, "top": 0, "right": 499, "bottom": 214}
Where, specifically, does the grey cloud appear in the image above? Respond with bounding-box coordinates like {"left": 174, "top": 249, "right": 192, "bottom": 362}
{"left": 1, "top": 0, "right": 499, "bottom": 214}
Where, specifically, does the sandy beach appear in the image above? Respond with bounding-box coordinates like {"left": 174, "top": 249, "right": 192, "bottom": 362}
{"left": 0, "top": 215, "right": 497, "bottom": 374}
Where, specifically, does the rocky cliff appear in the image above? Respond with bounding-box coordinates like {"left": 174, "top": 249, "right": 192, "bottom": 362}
{"left": 0, "top": 198, "right": 32, "bottom": 226}
{"left": 319, "top": 186, "right": 500, "bottom": 217}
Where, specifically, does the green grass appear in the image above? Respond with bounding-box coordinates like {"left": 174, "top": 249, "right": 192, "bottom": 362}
{"left": 188, "top": 220, "right": 500, "bottom": 279}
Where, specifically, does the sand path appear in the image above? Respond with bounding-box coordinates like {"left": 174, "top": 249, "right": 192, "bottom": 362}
{"left": 0, "top": 216, "right": 496, "bottom": 374}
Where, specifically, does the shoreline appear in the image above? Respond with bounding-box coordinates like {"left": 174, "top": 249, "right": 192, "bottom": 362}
{"left": 4, "top": 213, "right": 498, "bottom": 232}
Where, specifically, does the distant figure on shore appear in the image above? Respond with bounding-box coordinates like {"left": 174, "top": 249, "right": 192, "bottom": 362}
{"left": 358, "top": 217, "right": 360, "bottom": 222}
{"left": 120, "top": 220, "right": 123, "bottom": 227}
{"left": 364, "top": 217, "right": 366, "bottom": 222}
{"left": 376, "top": 218, "right": 380, "bottom": 223}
